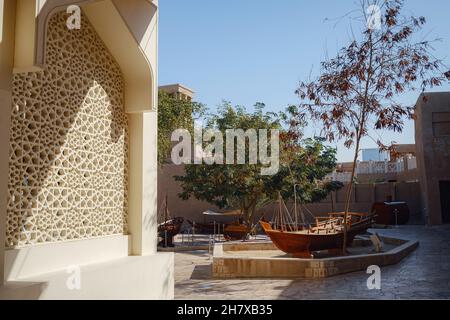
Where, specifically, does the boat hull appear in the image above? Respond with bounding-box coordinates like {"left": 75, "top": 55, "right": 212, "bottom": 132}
{"left": 158, "top": 217, "right": 184, "bottom": 246}
{"left": 260, "top": 219, "right": 372, "bottom": 258}
{"left": 223, "top": 224, "right": 250, "bottom": 241}
{"left": 187, "top": 220, "right": 230, "bottom": 235}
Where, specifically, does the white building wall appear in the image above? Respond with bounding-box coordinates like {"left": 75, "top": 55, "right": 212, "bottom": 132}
{"left": 362, "top": 148, "right": 390, "bottom": 161}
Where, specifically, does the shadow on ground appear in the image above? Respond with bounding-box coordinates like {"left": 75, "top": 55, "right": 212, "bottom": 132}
{"left": 190, "top": 264, "right": 212, "bottom": 280}
{"left": 175, "top": 226, "right": 450, "bottom": 300}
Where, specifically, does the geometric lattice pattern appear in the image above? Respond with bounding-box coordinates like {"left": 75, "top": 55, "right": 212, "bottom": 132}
{"left": 6, "top": 11, "right": 128, "bottom": 248}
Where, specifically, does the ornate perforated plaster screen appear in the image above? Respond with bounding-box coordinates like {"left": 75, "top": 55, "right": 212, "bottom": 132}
{"left": 6, "top": 11, "right": 129, "bottom": 248}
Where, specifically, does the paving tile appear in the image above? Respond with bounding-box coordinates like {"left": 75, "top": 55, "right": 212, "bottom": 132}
{"left": 175, "top": 225, "right": 450, "bottom": 300}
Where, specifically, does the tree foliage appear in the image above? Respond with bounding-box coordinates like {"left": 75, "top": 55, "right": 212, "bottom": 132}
{"left": 158, "top": 91, "right": 206, "bottom": 164}
{"left": 295, "top": 0, "right": 447, "bottom": 149}
{"left": 175, "top": 102, "right": 342, "bottom": 224}
{"left": 292, "top": 0, "right": 448, "bottom": 251}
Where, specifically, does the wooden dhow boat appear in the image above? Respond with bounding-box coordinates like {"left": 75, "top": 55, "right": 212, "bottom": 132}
{"left": 187, "top": 209, "right": 250, "bottom": 241}
{"left": 186, "top": 209, "right": 242, "bottom": 235}
{"left": 186, "top": 220, "right": 217, "bottom": 234}
{"left": 260, "top": 194, "right": 376, "bottom": 258}
{"left": 223, "top": 222, "right": 251, "bottom": 241}
{"left": 157, "top": 195, "right": 184, "bottom": 247}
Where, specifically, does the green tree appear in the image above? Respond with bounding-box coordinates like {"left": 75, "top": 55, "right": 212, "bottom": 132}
{"left": 175, "top": 102, "right": 342, "bottom": 225}
{"left": 157, "top": 91, "right": 205, "bottom": 165}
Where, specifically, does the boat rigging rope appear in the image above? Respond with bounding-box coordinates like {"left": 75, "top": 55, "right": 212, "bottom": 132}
{"left": 301, "top": 204, "right": 317, "bottom": 221}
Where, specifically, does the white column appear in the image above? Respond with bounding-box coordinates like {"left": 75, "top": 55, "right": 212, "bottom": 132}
{"left": 0, "top": 0, "right": 16, "bottom": 285}
{"left": 128, "top": 112, "right": 158, "bottom": 256}
{"left": 0, "top": 88, "right": 11, "bottom": 285}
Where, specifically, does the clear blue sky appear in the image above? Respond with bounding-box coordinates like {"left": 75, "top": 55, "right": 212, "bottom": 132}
{"left": 158, "top": 0, "right": 450, "bottom": 162}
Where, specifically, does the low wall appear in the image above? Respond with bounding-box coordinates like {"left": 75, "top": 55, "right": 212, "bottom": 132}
{"left": 212, "top": 238, "right": 419, "bottom": 279}
{"left": 0, "top": 253, "right": 174, "bottom": 300}
{"left": 1, "top": 235, "right": 174, "bottom": 300}
{"left": 158, "top": 164, "right": 423, "bottom": 225}
{"left": 356, "top": 168, "right": 419, "bottom": 183}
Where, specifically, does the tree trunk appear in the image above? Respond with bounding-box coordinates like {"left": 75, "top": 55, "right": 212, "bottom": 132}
{"left": 242, "top": 207, "right": 249, "bottom": 224}
{"left": 342, "top": 31, "right": 372, "bottom": 253}
{"left": 342, "top": 136, "right": 362, "bottom": 253}
{"left": 247, "top": 203, "right": 257, "bottom": 225}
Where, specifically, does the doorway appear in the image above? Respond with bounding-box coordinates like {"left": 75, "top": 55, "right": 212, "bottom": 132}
{"left": 439, "top": 181, "right": 450, "bottom": 224}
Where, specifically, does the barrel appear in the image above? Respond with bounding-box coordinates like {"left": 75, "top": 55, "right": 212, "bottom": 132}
{"left": 371, "top": 201, "right": 410, "bottom": 225}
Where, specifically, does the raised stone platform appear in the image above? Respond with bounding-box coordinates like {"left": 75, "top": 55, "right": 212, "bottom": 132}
{"left": 212, "top": 235, "right": 419, "bottom": 279}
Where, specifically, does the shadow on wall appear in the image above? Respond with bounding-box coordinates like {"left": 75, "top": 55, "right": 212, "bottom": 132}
{"left": 6, "top": 11, "right": 128, "bottom": 250}
{"left": 160, "top": 254, "right": 174, "bottom": 299}
{"left": 0, "top": 281, "right": 47, "bottom": 300}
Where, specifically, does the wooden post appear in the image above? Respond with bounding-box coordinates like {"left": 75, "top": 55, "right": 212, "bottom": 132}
{"left": 331, "top": 191, "right": 336, "bottom": 213}
{"left": 392, "top": 182, "right": 397, "bottom": 202}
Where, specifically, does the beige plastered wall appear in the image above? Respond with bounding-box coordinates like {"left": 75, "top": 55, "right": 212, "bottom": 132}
{"left": 0, "top": 0, "right": 173, "bottom": 299}
{"left": 415, "top": 92, "right": 450, "bottom": 225}
{"left": 0, "top": 0, "right": 16, "bottom": 290}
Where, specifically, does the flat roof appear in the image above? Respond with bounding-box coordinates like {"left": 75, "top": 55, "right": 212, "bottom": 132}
{"left": 158, "top": 83, "right": 195, "bottom": 94}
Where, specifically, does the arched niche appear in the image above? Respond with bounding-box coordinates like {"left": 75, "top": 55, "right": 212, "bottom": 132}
{"left": 15, "top": 0, "right": 157, "bottom": 112}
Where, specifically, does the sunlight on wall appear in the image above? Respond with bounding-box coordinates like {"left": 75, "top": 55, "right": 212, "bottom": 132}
{"left": 0, "top": 1, "right": 3, "bottom": 44}
{"left": 5, "top": 11, "right": 129, "bottom": 248}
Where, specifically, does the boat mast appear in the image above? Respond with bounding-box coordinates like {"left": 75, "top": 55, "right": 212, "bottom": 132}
{"left": 164, "top": 194, "right": 169, "bottom": 226}
{"left": 278, "top": 192, "right": 284, "bottom": 231}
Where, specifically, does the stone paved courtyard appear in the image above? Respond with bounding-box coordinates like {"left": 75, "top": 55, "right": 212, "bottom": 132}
{"left": 174, "top": 225, "right": 450, "bottom": 299}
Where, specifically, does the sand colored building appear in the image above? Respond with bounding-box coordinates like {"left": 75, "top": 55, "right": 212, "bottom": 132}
{"left": 0, "top": 0, "right": 173, "bottom": 299}
{"left": 159, "top": 83, "right": 195, "bottom": 101}
{"left": 415, "top": 92, "right": 450, "bottom": 225}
